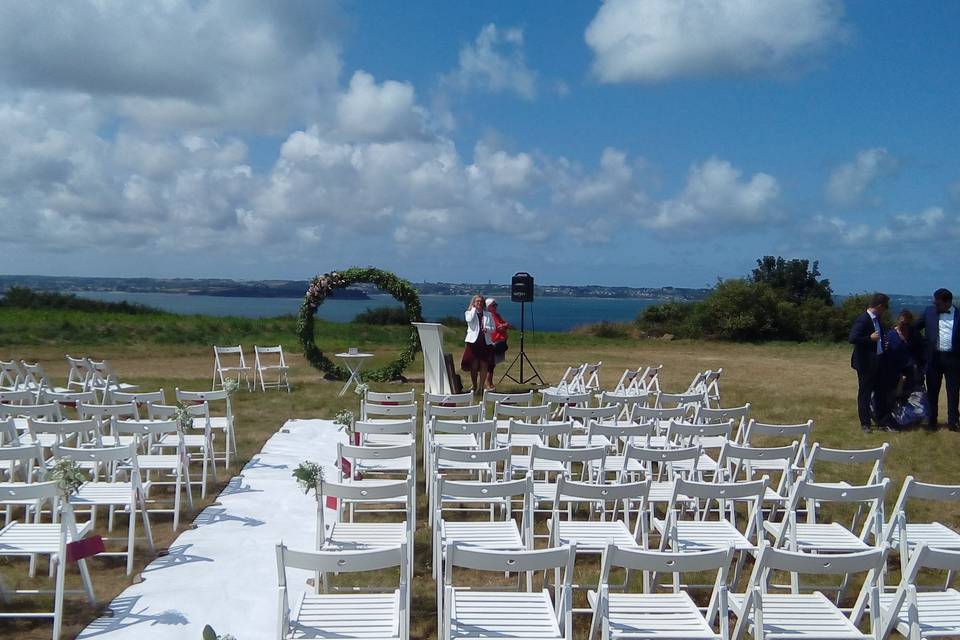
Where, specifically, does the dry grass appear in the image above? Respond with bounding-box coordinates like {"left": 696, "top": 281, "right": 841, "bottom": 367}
{"left": 1, "top": 336, "right": 957, "bottom": 639}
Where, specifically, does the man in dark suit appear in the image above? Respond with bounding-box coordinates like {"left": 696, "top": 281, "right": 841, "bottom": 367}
{"left": 849, "top": 293, "right": 890, "bottom": 432}
{"left": 915, "top": 288, "right": 960, "bottom": 430}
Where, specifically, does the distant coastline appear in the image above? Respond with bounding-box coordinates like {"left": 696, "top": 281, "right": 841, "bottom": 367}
{"left": 0, "top": 274, "right": 712, "bottom": 301}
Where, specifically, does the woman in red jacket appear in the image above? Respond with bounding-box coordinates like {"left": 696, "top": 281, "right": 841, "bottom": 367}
{"left": 485, "top": 297, "right": 510, "bottom": 390}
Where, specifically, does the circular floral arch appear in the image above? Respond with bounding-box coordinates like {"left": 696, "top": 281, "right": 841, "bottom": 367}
{"left": 297, "top": 267, "right": 424, "bottom": 382}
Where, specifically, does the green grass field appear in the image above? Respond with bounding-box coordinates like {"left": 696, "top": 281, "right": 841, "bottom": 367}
{"left": 1, "top": 307, "right": 956, "bottom": 639}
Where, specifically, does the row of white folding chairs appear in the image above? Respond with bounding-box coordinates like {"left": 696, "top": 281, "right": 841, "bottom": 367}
{"left": 0, "top": 386, "right": 236, "bottom": 470}
{"left": 274, "top": 534, "right": 960, "bottom": 640}
{"left": 1, "top": 404, "right": 217, "bottom": 502}
{"left": 212, "top": 344, "right": 290, "bottom": 392}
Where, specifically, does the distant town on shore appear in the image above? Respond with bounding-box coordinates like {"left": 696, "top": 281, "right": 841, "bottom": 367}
{"left": 0, "top": 274, "right": 713, "bottom": 301}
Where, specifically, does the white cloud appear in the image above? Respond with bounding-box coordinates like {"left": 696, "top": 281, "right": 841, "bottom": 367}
{"left": 825, "top": 147, "right": 896, "bottom": 207}
{"left": 336, "top": 71, "right": 427, "bottom": 141}
{"left": 444, "top": 24, "right": 537, "bottom": 99}
{"left": 0, "top": 1, "right": 342, "bottom": 132}
{"left": 585, "top": 0, "right": 847, "bottom": 83}
{"left": 810, "top": 206, "right": 958, "bottom": 247}
{"left": 649, "top": 158, "right": 780, "bottom": 228}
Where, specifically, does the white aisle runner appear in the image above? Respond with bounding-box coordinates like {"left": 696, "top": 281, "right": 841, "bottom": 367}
{"left": 79, "top": 419, "right": 341, "bottom": 639}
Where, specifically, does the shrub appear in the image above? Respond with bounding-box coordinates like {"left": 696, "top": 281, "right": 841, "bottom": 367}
{"left": 352, "top": 306, "right": 408, "bottom": 325}
{"left": 571, "top": 321, "right": 634, "bottom": 339}
{"left": 636, "top": 301, "right": 695, "bottom": 337}
{"left": 689, "top": 279, "right": 784, "bottom": 341}
{"left": 0, "top": 287, "right": 160, "bottom": 314}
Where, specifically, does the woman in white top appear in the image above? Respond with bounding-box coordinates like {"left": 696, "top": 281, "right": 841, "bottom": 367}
{"left": 461, "top": 294, "right": 495, "bottom": 392}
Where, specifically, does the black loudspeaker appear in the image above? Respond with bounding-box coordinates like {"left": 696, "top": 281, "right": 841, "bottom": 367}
{"left": 511, "top": 272, "right": 534, "bottom": 303}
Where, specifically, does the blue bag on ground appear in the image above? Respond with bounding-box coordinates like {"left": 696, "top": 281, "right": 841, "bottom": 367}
{"left": 892, "top": 391, "right": 929, "bottom": 426}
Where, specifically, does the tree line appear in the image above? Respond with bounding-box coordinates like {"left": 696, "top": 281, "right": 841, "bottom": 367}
{"left": 637, "top": 256, "right": 877, "bottom": 341}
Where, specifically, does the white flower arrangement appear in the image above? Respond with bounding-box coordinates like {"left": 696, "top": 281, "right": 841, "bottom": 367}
{"left": 353, "top": 382, "right": 369, "bottom": 397}
{"left": 292, "top": 461, "right": 325, "bottom": 499}
{"left": 45, "top": 458, "right": 86, "bottom": 497}
{"left": 173, "top": 401, "right": 194, "bottom": 432}
{"left": 222, "top": 379, "right": 239, "bottom": 395}
{"left": 334, "top": 409, "right": 355, "bottom": 438}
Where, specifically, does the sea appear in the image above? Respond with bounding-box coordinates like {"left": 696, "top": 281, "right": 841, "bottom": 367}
{"left": 69, "top": 291, "right": 665, "bottom": 332}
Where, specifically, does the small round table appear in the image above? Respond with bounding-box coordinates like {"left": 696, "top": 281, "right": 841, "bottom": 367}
{"left": 334, "top": 352, "right": 374, "bottom": 397}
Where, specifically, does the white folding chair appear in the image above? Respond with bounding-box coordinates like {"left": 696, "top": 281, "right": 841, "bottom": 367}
{"left": 433, "top": 476, "right": 534, "bottom": 583}
{"left": 65, "top": 355, "right": 94, "bottom": 393}
{"left": 656, "top": 391, "right": 706, "bottom": 411}
{"left": 717, "top": 441, "right": 800, "bottom": 516}
{"left": 175, "top": 388, "right": 236, "bottom": 469}
{"left": 741, "top": 419, "right": 814, "bottom": 474}
{"left": 694, "top": 404, "right": 752, "bottom": 443}
{"left": 548, "top": 475, "right": 652, "bottom": 561}
{"left": 275, "top": 543, "right": 409, "bottom": 640}
{"left": 0, "top": 359, "right": 26, "bottom": 391}
{"left": 148, "top": 402, "right": 216, "bottom": 498}
{"left": 767, "top": 478, "right": 890, "bottom": 554}
{"left": 77, "top": 401, "right": 139, "bottom": 446}
{"left": 113, "top": 418, "right": 194, "bottom": 530}
{"left": 0, "top": 444, "right": 45, "bottom": 524}
{"left": 53, "top": 443, "right": 155, "bottom": 575}
{"left": 878, "top": 543, "right": 960, "bottom": 640}
{"left": 39, "top": 389, "right": 98, "bottom": 419}
{"left": 730, "top": 542, "right": 887, "bottom": 640}
{"left": 804, "top": 443, "right": 889, "bottom": 486}
{"left": 598, "top": 390, "right": 653, "bottom": 422}
{"left": 442, "top": 544, "right": 575, "bottom": 640}
{"left": 632, "top": 406, "right": 690, "bottom": 446}
{"left": 19, "top": 361, "right": 68, "bottom": 394}
{"left": 523, "top": 443, "right": 607, "bottom": 506}
{"left": 0, "top": 481, "right": 97, "bottom": 640}
{"left": 88, "top": 358, "right": 139, "bottom": 398}
{"left": 618, "top": 443, "right": 703, "bottom": 509}
{"left": 253, "top": 345, "right": 291, "bottom": 392}
{"left": 885, "top": 477, "right": 960, "bottom": 578}
{"left": 212, "top": 345, "right": 252, "bottom": 392}
{"left": 589, "top": 544, "right": 734, "bottom": 640}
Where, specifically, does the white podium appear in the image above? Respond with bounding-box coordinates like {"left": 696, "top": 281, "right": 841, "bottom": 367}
{"left": 412, "top": 322, "right": 450, "bottom": 395}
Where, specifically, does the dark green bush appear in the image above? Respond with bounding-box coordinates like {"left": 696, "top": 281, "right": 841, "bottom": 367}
{"left": 573, "top": 321, "right": 634, "bottom": 339}
{"left": 352, "top": 306, "right": 408, "bottom": 325}
{"left": 637, "top": 301, "right": 695, "bottom": 336}
{"left": 0, "top": 287, "right": 161, "bottom": 314}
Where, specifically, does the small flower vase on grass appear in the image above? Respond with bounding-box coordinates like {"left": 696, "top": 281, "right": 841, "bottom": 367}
{"left": 292, "top": 461, "right": 326, "bottom": 548}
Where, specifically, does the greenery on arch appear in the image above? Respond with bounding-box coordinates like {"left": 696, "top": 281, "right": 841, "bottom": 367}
{"left": 297, "top": 267, "right": 423, "bottom": 382}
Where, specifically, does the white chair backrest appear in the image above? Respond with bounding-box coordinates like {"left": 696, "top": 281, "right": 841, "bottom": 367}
{"left": 0, "top": 389, "right": 35, "bottom": 405}
{"left": 363, "top": 402, "right": 419, "bottom": 421}
{"left": 431, "top": 418, "right": 496, "bottom": 448}
{"left": 564, "top": 405, "right": 619, "bottom": 428}
{"left": 7, "top": 402, "right": 62, "bottom": 421}
{"left": 28, "top": 418, "right": 99, "bottom": 446}
{"left": 424, "top": 403, "right": 479, "bottom": 422}
{"left": 507, "top": 420, "right": 573, "bottom": 446}
{"left": 107, "top": 389, "right": 166, "bottom": 407}
{"left": 112, "top": 418, "right": 180, "bottom": 438}
{"left": 366, "top": 389, "right": 416, "bottom": 404}
{"left": 694, "top": 404, "right": 751, "bottom": 440}
{"left": 656, "top": 391, "right": 705, "bottom": 409}
{"left": 482, "top": 390, "right": 534, "bottom": 415}
{"left": 541, "top": 390, "right": 593, "bottom": 407}
{"left": 494, "top": 403, "right": 551, "bottom": 423}
{"left": 806, "top": 443, "right": 889, "bottom": 485}
{"left": 355, "top": 419, "right": 415, "bottom": 439}
{"left": 39, "top": 389, "right": 97, "bottom": 406}
{"left": 423, "top": 391, "right": 474, "bottom": 407}
{"left": 622, "top": 443, "right": 703, "bottom": 481}
{"left": 78, "top": 402, "right": 138, "bottom": 420}
{"left": 0, "top": 443, "right": 44, "bottom": 479}
{"left": 666, "top": 419, "right": 734, "bottom": 448}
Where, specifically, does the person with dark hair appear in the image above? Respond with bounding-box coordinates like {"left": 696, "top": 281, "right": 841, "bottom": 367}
{"left": 849, "top": 292, "right": 890, "bottom": 432}
{"left": 915, "top": 288, "right": 960, "bottom": 430}
{"left": 879, "top": 309, "right": 925, "bottom": 428}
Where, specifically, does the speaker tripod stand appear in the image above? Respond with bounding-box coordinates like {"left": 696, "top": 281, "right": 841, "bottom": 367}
{"left": 499, "top": 301, "right": 544, "bottom": 386}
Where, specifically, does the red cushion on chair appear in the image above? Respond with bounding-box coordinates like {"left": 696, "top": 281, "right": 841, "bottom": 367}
{"left": 66, "top": 535, "right": 105, "bottom": 562}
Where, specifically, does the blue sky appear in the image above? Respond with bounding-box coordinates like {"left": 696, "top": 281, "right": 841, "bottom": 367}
{"left": 0, "top": 1, "right": 957, "bottom": 294}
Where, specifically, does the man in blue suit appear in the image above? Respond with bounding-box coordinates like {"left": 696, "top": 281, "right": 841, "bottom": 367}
{"left": 916, "top": 288, "right": 960, "bottom": 430}
{"left": 849, "top": 293, "right": 890, "bottom": 432}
